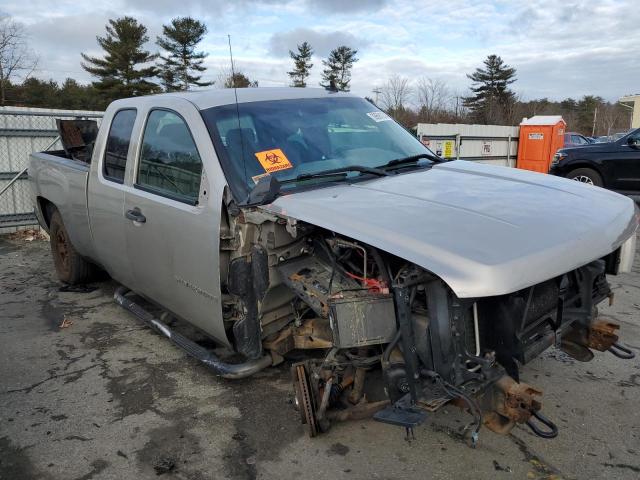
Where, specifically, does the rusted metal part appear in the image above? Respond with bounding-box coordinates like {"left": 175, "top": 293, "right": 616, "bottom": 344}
{"left": 482, "top": 376, "right": 542, "bottom": 434}
{"left": 316, "top": 378, "right": 333, "bottom": 423}
{"left": 289, "top": 272, "right": 331, "bottom": 317}
{"left": 293, "top": 363, "right": 319, "bottom": 437}
{"left": 483, "top": 411, "right": 516, "bottom": 435}
{"left": 292, "top": 318, "right": 333, "bottom": 349}
{"left": 326, "top": 400, "right": 390, "bottom": 422}
{"left": 587, "top": 319, "right": 620, "bottom": 352}
{"left": 349, "top": 367, "right": 367, "bottom": 404}
{"left": 263, "top": 327, "right": 294, "bottom": 355}
{"left": 496, "top": 377, "right": 542, "bottom": 423}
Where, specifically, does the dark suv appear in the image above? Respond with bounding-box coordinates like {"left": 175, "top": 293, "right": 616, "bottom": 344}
{"left": 549, "top": 128, "right": 640, "bottom": 195}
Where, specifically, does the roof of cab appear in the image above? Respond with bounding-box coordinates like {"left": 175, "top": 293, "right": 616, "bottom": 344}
{"left": 112, "top": 87, "right": 355, "bottom": 111}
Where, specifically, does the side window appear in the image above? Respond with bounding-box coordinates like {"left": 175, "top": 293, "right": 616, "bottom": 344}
{"left": 104, "top": 109, "right": 136, "bottom": 183}
{"left": 136, "top": 110, "right": 203, "bottom": 204}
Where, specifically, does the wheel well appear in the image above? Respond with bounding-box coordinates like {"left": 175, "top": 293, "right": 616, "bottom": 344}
{"left": 37, "top": 197, "right": 56, "bottom": 228}
{"left": 566, "top": 163, "right": 604, "bottom": 181}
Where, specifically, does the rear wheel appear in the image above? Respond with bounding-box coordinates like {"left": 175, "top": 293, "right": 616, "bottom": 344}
{"left": 50, "top": 210, "right": 93, "bottom": 284}
{"left": 567, "top": 168, "right": 603, "bottom": 187}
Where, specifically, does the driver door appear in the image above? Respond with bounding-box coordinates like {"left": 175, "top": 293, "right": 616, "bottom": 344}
{"left": 123, "top": 103, "right": 229, "bottom": 345}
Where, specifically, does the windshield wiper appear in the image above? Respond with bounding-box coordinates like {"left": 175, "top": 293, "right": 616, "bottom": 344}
{"left": 379, "top": 152, "right": 444, "bottom": 170}
{"left": 281, "top": 165, "right": 390, "bottom": 184}
{"left": 245, "top": 165, "right": 388, "bottom": 206}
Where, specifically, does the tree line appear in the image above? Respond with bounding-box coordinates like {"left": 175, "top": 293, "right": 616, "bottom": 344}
{"left": 1, "top": 14, "right": 358, "bottom": 110}
{"left": 377, "top": 54, "right": 632, "bottom": 136}
{"left": 0, "top": 14, "right": 632, "bottom": 136}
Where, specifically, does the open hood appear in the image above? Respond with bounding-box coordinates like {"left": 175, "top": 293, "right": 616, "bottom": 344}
{"left": 260, "top": 160, "right": 637, "bottom": 298}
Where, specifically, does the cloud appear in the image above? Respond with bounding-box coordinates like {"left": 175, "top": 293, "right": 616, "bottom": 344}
{"left": 269, "top": 28, "right": 368, "bottom": 57}
{"left": 121, "top": 0, "right": 387, "bottom": 16}
{"left": 0, "top": 0, "right": 638, "bottom": 103}
{"left": 306, "top": 0, "right": 388, "bottom": 13}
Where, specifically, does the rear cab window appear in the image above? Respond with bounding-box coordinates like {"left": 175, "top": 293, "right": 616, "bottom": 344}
{"left": 135, "top": 109, "right": 203, "bottom": 205}
{"left": 103, "top": 109, "right": 137, "bottom": 183}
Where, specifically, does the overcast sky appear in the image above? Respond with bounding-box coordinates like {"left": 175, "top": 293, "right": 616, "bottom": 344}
{"left": 2, "top": 0, "right": 638, "bottom": 102}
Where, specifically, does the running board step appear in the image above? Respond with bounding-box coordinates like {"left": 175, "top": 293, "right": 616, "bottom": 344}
{"left": 113, "top": 286, "right": 272, "bottom": 379}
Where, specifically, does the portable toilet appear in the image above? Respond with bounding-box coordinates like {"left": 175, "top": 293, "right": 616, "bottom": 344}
{"left": 516, "top": 116, "right": 566, "bottom": 173}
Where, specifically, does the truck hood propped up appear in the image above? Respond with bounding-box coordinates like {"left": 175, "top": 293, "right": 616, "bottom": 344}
{"left": 261, "top": 160, "right": 638, "bottom": 298}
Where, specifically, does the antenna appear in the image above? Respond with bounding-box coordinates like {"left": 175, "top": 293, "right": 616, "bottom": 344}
{"left": 228, "top": 34, "right": 248, "bottom": 189}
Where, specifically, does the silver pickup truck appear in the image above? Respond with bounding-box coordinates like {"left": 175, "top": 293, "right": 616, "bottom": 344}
{"left": 30, "top": 88, "right": 637, "bottom": 443}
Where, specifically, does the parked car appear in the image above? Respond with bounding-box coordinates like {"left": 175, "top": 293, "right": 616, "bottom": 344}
{"left": 563, "top": 132, "right": 591, "bottom": 147}
{"left": 29, "top": 88, "right": 637, "bottom": 442}
{"left": 550, "top": 128, "right": 640, "bottom": 194}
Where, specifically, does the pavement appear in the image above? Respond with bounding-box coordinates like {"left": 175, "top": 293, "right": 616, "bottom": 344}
{"left": 1, "top": 234, "right": 639, "bottom": 480}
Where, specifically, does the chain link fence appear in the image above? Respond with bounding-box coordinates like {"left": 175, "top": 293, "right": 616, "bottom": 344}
{"left": 0, "top": 107, "right": 103, "bottom": 233}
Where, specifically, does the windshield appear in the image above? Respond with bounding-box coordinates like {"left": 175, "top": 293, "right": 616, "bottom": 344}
{"left": 201, "top": 97, "right": 436, "bottom": 200}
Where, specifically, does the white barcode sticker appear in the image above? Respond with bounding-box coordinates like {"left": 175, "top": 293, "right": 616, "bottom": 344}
{"left": 367, "top": 111, "right": 392, "bottom": 122}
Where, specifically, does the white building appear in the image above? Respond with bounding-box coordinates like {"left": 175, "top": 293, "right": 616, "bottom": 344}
{"left": 619, "top": 94, "right": 640, "bottom": 129}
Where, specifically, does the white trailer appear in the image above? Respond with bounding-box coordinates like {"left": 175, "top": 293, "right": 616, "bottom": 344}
{"left": 416, "top": 123, "right": 520, "bottom": 167}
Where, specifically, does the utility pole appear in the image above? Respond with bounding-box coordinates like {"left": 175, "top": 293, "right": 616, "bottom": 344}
{"left": 592, "top": 106, "right": 598, "bottom": 136}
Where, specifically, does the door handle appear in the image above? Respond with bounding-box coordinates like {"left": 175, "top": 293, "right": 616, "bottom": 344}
{"left": 125, "top": 208, "right": 146, "bottom": 223}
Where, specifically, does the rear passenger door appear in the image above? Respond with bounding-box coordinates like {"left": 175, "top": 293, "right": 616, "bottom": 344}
{"left": 123, "top": 105, "right": 228, "bottom": 345}
{"left": 87, "top": 108, "right": 137, "bottom": 287}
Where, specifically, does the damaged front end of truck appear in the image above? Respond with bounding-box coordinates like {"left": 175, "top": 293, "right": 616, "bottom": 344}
{"left": 211, "top": 182, "right": 637, "bottom": 445}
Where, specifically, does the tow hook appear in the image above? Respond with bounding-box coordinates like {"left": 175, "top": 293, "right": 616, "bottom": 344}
{"left": 584, "top": 320, "right": 635, "bottom": 359}
{"left": 587, "top": 319, "right": 620, "bottom": 351}
{"left": 526, "top": 410, "right": 558, "bottom": 439}
{"left": 608, "top": 342, "right": 636, "bottom": 359}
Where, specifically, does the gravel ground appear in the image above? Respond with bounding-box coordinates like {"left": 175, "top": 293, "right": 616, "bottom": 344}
{"left": 1, "top": 235, "right": 639, "bottom": 480}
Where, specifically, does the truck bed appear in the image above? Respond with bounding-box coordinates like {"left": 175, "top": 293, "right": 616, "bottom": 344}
{"left": 29, "top": 151, "right": 94, "bottom": 258}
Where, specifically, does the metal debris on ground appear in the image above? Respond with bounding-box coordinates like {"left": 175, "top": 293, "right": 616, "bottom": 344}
{"left": 59, "top": 316, "right": 73, "bottom": 329}
{"left": 7, "top": 228, "right": 49, "bottom": 242}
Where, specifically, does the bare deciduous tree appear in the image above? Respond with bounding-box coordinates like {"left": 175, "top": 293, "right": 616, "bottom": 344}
{"left": 416, "top": 77, "right": 450, "bottom": 121}
{"left": 0, "top": 15, "right": 38, "bottom": 105}
{"left": 380, "top": 75, "right": 412, "bottom": 111}
{"left": 598, "top": 102, "right": 622, "bottom": 136}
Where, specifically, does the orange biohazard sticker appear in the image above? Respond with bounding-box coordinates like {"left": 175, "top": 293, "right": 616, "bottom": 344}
{"left": 255, "top": 148, "right": 293, "bottom": 173}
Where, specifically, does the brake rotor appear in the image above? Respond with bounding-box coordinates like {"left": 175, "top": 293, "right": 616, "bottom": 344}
{"left": 294, "top": 364, "right": 319, "bottom": 437}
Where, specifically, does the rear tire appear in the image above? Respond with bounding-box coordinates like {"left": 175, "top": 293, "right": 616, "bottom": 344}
{"left": 567, "top": 168, "right": 603, "bottom": 187}
{"left": 49, "top": 210, "right": 93, "bottom": 284}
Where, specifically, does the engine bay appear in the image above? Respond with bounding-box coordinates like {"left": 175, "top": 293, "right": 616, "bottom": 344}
{"left": 214, "top": 200, "right": 636, "bottom": 444}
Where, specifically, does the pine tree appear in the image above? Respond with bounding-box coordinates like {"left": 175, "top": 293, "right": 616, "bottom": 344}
{"left": 222, "top": 71, "right": 258, "bottom": 88}
{"left": 287, "top": 42, "right": 313, "bottom": 87}
{"left": 320, "top": 46, "right": 358, "bottom": 92}
{"left": 156, "top": 17, "right": 213, "bottom": 91}
{"left": 463, "top": 54, "right": 516, "bottom": 124}
{"left": 81, "top": 17, "right": 159, "bottom": 101}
